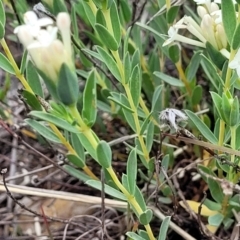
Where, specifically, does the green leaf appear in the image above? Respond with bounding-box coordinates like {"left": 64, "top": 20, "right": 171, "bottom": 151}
{"left": 110, "top": 1, "right": 121, "bottom": 45}
{"left": 57, "top": 63, "right": 79, "bottom": 106}
{"left": 67, "top": 154, "right": 85, "bottom": 168}
{"left": 96, "top": 46, "right": 121, "bottom": 81}
{"left": 132, "top": 49, "right": 140, "bottom": 70}
{"left": 22, "top": 90, "right": 42, "bottom": 111}
{"left": 187, "top": 51, "right": 201, "bottom": 81}
{"left": 206, "top": 42, "right": 227, "bottom": 69}
{"left": 126, "top": 232, "right": 146, "bottom": 240}
{"left": 0, "top": 53, "right": 14, "bottom": 74}
{"left": 222, "top": 0, "right": 237, "bottom": 45}
{"left": 52, "top": 0, "right": 68, "bottom": 14}
{"left": 222, "top": 92, "right": 232, "bottom": 125}
{"left": 134, "top": 186, "right": 146, "bottom": 211}
{"left": 154, "top": 71, "right": 184, "bottom": 87}
{"left": 0, "top": 0, "right": 6, "bottom": 27}
{"left": 168, "top": 44, "right": 180, "bottom": 63}
{"left": 185, "top": 110, "right": 218, "bottom": 144}
{"left": 208, "top": 213, "right": 224, "bottom": 226}
{"left": 71, "top": 133, "right": 85, "bottom": 162}
{"left": 151, "top": 85, "right": 163, "bottom": 112}
{"left": 140, "top": 112, "right": 153, "bottom": 135}
{"left": 26, "top": 61, "right": 43, "bottom": 97}
{"left": 37, "top": 68, "right": 58, "bottom": 100}
{"left": 230, "top": 96, "right": 239, "bottom": 126}
{"left": 159, "top": 155, "right": 170, "bottom": 182}
{"left": 146, "top": 121, "right": 154, "bottom": 152}
{"left": 108, "top": 92, "right": 134, "bottom": 113}
{"left": 139, "top": 209, "right": 153, "bottom": 225}
{"left": 232, "top": 23, "right": 240, "bottom": 50}
{"left": 25, "top": 119, "right": 61, "bottom": 143}
{"left": 96, "top": 9, "right": 106, "bottom": 26}
{"left": 20, "top": 50, "right": 28, "bottom": 74}
{"left": 138, "top": 230, "right": 150, "bottom": 240}
{"left": 78, "top": 132, "right": 97, "bottom": 160}
{"left": 0, "top": 21, "right": 5, "bottom": 38}
{"left": 82, "top": 70, "right": 97, "bottom": 126}
{"left": 119, "top": 0, "right": 132, "bottom": 22}
{"left": 127, "top": 148, "right": 137, "bottom": 195}
{"left": 95, "top": 23, "right": 118, "bottom": 51}
{"left": 64, "top": 165, "right": 91, "bottom": 182}
{"left": 167, "top": 6, "right": 179, "bottom": 24}
{"left": 121, "top": 173, "right": 130, "bottom": 192}
{"left": 210, "top": 92, "right": 224, "bottom": 120}
{"left": 130, "top": 65, "right": 141, "bottom": 107}
{"left": 208, "top": 178, "right": 224, "bottom": 203}
{"left": 123, "top": 52, "right": 131, "bottom": 84}
{"left": 200, "top": 54, "right": 224, "bottom": 90}
{"left": 29, "top": 111, "right": 77, "bottom": 133}
{"left": 96, "top": 141, "right": 112, "bottom": 168}
{"left": 86, "top": 180, "right": 127, "bottom": 201}
{"left": 192, "top": 85, "right": 202, "bottom": 105}
{"left": 158, "top": 216, "right": 171, "bottom": 240}
{"left": 120, "top": 94, "right": 136, "bottom": 131}
{"left": 82, "top": 0, "right": 95, "bottom": 27}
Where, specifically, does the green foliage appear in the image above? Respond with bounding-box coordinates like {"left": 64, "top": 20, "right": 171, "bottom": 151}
{"left": 5, "top": 0, "right": 240, "bottom": 239}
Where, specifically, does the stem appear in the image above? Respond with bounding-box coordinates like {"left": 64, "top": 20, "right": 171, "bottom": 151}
{"left": 0, "top": 38, "right": 33, "bottom": 94}
{"left": 229, "top": 125, "right": 237, "bottom": 182}
{"left": 175, "top": 61, "right": 192, "bottom": 96}
{"left": 225, "top": 49, "right": 236, "bottom": 90}
{"left": 106, "top": 167, "right": 155, "bottom": 240}
{"left": 68, "top": 105, "right": 98, "bottom": 149}
{"left": 217, "top": 120, "right": 225, "bottom": 178}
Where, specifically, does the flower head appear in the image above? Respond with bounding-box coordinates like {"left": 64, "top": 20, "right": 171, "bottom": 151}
{"left": 159, "top": 108, "right": 188, "bottom": 132}
{"left": 14, "top": 11, "right": 77, "bottom": 104}
{"left": 229, "top": 49, "right": 240, "bottom": 77}
{"left": 14, "top": 11, "right": 73, "bottom": 83}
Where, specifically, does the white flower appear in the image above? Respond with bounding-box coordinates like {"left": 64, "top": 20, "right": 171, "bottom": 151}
{"left": 163, "top": 17, "right": 206, "bottom": 47}
{"left": 14, "top": 11, "right": 53, "bottom": 37}
{"left": 229, "top": 49, "right": 240, "bottom": 77}
{"left": 214, "top": 0, "right": 236, "bottom": 4}
{"left": 194, "top": 0, "right": 211, "bottom": 4}
{"left": 14, "top": 12, "right": 73, "bottom": 82}
{"left": 159, "top": 108, "right": 188, "bottom": 131}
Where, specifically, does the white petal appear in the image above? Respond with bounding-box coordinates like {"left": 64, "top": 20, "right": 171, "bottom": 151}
{"left": 24, "top": 11, "right": 38, "bottom": 25}
{"left": 236, "top": 67, "right": 240, "bottom": 78}
{"left": 37, "top": 17, "right": 54, "bottom": 27}
{"left": 229, "top": 60, "right": 239, "bottom": 69}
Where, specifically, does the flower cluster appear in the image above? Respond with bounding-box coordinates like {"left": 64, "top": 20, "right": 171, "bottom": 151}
{"left": 163, "top": 0, "right": 229, "bottom": 51}
{"left": 159, "top": 108, "right": 188, "bottom": 132}
{"left": 14, "top": 11, "right": 73, "bottom": 83}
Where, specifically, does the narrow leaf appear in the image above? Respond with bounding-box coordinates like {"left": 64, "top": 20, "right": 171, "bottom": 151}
{"left": 185, "top": 110, "right": 218, "bottom": 144}
{"left": 127, "top": 148, "right": 137, "bottom": 195}
{"left": 158, "top": 216, "right": 171, "bottom": 240}
{"left": 96, "top": 46, "right": 121, "bottom": 81}
{"left": 82, "top": 70, "right": 97, "bottom": 126}
{"left": 25, "top": 119, "right": 61, "bottom": 143}
{"left": 0, "top": 53, "right": 14, "bottom": 74}
{"left": 110, "top": 1, "right": 121, "bottom": 44}
{"left": 96, "top": 141, "right": 112, "bottom": 168}
{"left": 86, "top": 180, "right": 127, "bottom": 201}
{"left": 222, "top": 0, "right": 237, "bottom": 45}
{"left": 130, "top": 65, "right": 141, "bottom": 106}
{"left": 29, "top": 111, "right": 77, "bottom": 133}
{"left": 57, "top": 63, "right": 79, "bottom": 106}
{"left": 95, "top": 23, "right": 118, "bottom": 51}
{"left": 154, "top": 71, "right": 184, "bottom": 87}
{"left": 26, "top": 61, "right": 43, "bottom": 97}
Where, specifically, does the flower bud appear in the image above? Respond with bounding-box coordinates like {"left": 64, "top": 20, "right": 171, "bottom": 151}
{"left": 197, "top": 6, "right": 207, "bottom": 18}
